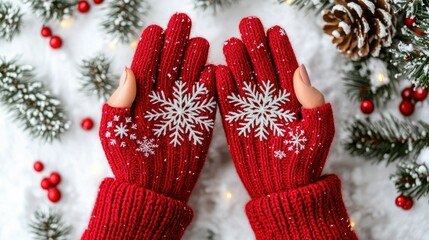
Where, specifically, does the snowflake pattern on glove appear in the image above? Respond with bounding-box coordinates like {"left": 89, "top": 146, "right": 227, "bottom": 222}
{"left": 226, "top": 80, "right": 296, "bottom": 140}
{"left": 136, "top": 136, "right": 159, "bottom": 157}
{"left": 284, "top": 127, "right": 307, "bottom": 154}
{"left": 145, "top": 81, "right": 216, "bottom": 146}
{"left": 274, "top": 150, "right": 286, "bottom": 159}
{"left": 105, "top": 114, "right": 159, "bottom": 157}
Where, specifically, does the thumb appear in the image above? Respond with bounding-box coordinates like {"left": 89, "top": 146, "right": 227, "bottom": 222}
{"left": 293, "top": 64, "right": 325, "bottom": 109}
{"left": 108, "top": 67, "right": 136, "bottom": 108}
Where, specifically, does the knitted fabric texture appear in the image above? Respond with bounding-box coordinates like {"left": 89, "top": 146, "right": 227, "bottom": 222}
{"left": 81, "top": 179, "right": 193, "bottom": 239}
{"left": 82, "top": 13, "right": 216, "bottom": 239}
{"left": 216, "top": 17, "right": 357, "bottom": 239}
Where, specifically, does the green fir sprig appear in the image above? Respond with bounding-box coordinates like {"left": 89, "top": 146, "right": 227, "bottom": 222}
{"left": 391, "top": 27, "right": 429, "bottom": 88}
{"left": 29, "top": 209, "right": 71, "bottom": 240}
{"left": 0, "top": 2, "right": 23, "bottom": 41}
{"left": 79, "top": 53, "right": 117, "bottom": 101}
{"left": 194, "top": 0, "right": 239, "bottom": 12}
{"left": 343, "top": 54, "right": 399, "bottom": 107}
{"left": 392, "top": 160, "right": 429, "bottom": 200}
{"left": 345, "top": 115, "right": 429, "bottom": 164}
{"left": 390, "top": 0, "right": 429, "bottom": 88}
{"left": 22, "top": 0, "right": 75, "bottom": 22}
{"left": 0, "top": 58, "right": 70, "bottom": 142}
{"left": 102, "top": 0, "right": 148, "bottom": 43}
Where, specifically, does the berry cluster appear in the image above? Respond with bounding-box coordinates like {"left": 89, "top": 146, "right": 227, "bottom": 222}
{"left": 33, "top": 161, "right": 63, "bottom": 203}
{"left": 40, "top": 26, "right": 62, "bottom": 49}
{"left": 40, "top": 0, "right": 104, "bottom": 50}
{"left": 403, "top": 17, "right": 426, "bottom": 36}
{"left": 360, "top": 86, "right": 428, "bottom": 116}
{"left": 400, "top": 86, "right": 428, "bottom": 116}
{"left": 395, "top": 194, "right": 414, "bottom": 210}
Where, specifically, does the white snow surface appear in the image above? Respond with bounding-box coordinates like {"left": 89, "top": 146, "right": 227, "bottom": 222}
{"left": 1, "top": 0, "right": 428, "bottom": 239}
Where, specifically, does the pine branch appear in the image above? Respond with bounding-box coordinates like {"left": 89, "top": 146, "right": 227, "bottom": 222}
{"left": 391, "top": 27, "right": 429, "bottom": 88}
{"left": 392, "top": 160, "right": 429, "bottom": 200}
{"left": 0, "top": 57, "right": 70, "bottom": 142}
{"left": 194, "top": 0, "right": 239, "bottom": 12}
{"left": 29, "top": 209, "right": 71, "bottom": 240}
{"left": 278, "top": 0, "right": 334, "bottom": 14}
{"left": 79, "top": 53, "right": 118, "bottom": 101}
{"left": 0, "top": 2, "right": 23, "bottom": 41}
{"left": 22, "top": 0, "right": 76, "bottom": 22}
{"left": 390, "top": 0, "right": 429, "bottom": 88}
{"left": 102, "top": 0, "right": 148, "bottom": 43}
{"left": 343, "top": 55, "right": 399, "bottom": 106}
{"left": 344, "top": 115, "right": 429, "bottom": 164}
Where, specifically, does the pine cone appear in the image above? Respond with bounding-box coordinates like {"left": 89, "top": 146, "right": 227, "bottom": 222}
{"left": 323, "top": 0, "right": 396, "bottom": 59}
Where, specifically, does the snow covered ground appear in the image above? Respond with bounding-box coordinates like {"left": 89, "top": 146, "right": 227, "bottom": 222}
{"left": 1, "top": 0, "right": 428, "bottom": 239}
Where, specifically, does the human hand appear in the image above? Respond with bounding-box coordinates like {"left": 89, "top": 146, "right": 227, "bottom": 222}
{"left": 216, "top": 16, "right": 334, "bottom": 198}
{"left": 101, "top": 13, "right": 216, "bottom": 202}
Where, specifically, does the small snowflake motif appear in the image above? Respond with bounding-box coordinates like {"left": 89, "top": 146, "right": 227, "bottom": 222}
{"left": 284, "top": 128, "right": 307, "bottom": 154}
{"left": 145, "top": 81, "right": 216, "bottom": 146}
{"left": 114, "top": 122, "right": 129, "bottom": 139}
{"left": 105, "top": 131, "right": 111, "bottom": 138}
{"left": 113, "top": 115, "right": 120, "bottom": 121}
{"left": 107, "top": 121, "right": 112, "bottom": 128}
{"left": 136, "top": 136, "right": 159, "bottom": 157}
{"left": 120, "top": 142, "right": 126, "bottom": 148}
{"left": 226, "top": 80, "right": 296, "bottom": 140}
{"left": 274, "top": 150, "right": 286, "bottom": 159}
{"left": 110, "top": 139, "right": 116, "bottom": 145}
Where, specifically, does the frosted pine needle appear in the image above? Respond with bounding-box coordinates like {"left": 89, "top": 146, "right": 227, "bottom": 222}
{"left": 79, "top": 53, "right": 117, "bottom": 101}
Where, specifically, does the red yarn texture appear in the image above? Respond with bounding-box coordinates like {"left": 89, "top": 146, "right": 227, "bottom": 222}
{"left": 216, "top": 17, "right": 358, "bottom": 239}
{"left": 82, "top": 13, "right": 216, "bottom": 239}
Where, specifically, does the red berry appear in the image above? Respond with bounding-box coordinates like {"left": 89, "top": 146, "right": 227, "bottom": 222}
{"left": 93, "top": 0, "right": 103, "bottom": 4}
{"left": 395, "top": 195, "right": 407, "bottom": 207}
{"left": 399, "top": 100, "right": 414, "bottom": 116}
{"left": 413, "top": 28, "right": 425, "bottom": 36}
{"left": 402, "top": 197, "right": 414, "bottom": 210}
{"left": 49, "top": 172, "right": 61, "bottom": 186}
{"left": 81, "top": 117, "right": 94, "bottom": 131}
{"left": 40, "top": 178, "right": 51, "bottom": 190}
{"left": 77, "top": 0, "right": 91, "bottom": 13}
{"left": 413, "top": 87, "right": 428, "bottom": 101}
{"left": 360, "top": 99, "right": 374, "bottom": 114}
{"left": 47, "top": 188, "right": 61, "bottom": 203}
{"left": 401, "top": 87, "right": 414, "bottom": 100}
{"left": 33, "top": 161, "right": 44, "bottom": 172}
{"left": 49, "top": 36, "right": 62, "bottom": 49}
{"left": 40, "top": 26, "right": 52, "bottom": 37}
{"left": 404, "top": 17, "right": 416, "bottom": 28}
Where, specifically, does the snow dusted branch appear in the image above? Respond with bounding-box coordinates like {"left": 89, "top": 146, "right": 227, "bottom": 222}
{"left": 0, "top": 57, "right": 70, "bottom": 142}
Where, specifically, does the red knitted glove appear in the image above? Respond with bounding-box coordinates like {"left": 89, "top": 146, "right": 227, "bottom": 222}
{"left": 82, "top": 13, "right": 216, "bottom": 239}
{"left": 216, "top": 17, "right": 357, "bottom": 239}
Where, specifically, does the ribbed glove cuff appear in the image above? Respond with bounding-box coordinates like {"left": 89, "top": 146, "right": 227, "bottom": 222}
{"left": 245, "top": 175, "right": 358, "bottom": 240}
{"left": 81, "top": 178, "right": 193, "bottom": 240}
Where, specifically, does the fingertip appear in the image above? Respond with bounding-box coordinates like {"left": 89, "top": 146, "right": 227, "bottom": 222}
{"left": 239, "top": 16, "right": 262, "bottom": 31}
{"left": 293, "top": 66, "right": 325, "bottom": 109}
{"left": 108, "top": 67, "right": 137, "bottom": 108}
{"left": 169, "top": 12, "right": 192, "bottom": 30}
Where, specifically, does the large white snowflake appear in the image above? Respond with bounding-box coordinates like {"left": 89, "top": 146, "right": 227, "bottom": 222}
{"left": 145, "top": 81, "right": 216, "bottom": 146}
{"left": 136, "top": 136, "right": 159, "bottom": 157}
{"left": 284, "top": 128, "right": 307, "bottom": 154}
{"left": 226, "top": 80, "right": 296, "bottom": 140}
